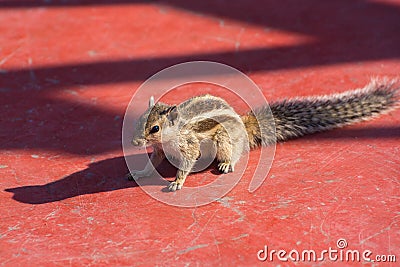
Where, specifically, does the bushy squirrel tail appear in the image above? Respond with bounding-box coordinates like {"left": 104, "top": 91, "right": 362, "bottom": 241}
{"left": 241, "top": 79, "right": 399, "bottom": 148}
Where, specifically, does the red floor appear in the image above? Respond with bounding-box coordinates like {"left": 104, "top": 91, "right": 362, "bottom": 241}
{"left": 1, "top": 1, "right": 400, "bottom": 266}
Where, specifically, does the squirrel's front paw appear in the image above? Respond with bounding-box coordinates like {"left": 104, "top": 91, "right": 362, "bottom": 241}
{"left": 168, "top": 181, "right": 182, "bottom": 192}
{"left": 218, "top": 162, "right": 234, "bottom": 173}
{"left": 126, "top": 170, "right": 148, "bottom": 181}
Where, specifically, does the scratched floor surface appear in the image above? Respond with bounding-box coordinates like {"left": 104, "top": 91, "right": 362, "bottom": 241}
{"left": 1, "top": 1, "right": 399, "bottom": 266}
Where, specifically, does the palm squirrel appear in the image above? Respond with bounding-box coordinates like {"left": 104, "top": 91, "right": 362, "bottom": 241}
{"left": 127, "top": 79, "right": 399, "bottom": 191}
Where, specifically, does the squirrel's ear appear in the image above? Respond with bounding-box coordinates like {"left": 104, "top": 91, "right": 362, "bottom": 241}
{"left": 167, "top": 106, "right": 178, "bottom": 123}
{"left": 149, "top": 96, "right": 155, "bottom": 108}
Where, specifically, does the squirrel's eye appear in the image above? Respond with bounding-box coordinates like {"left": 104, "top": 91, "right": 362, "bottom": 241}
{"left": 150, "top": 125, "right": 159, "bottom": 134}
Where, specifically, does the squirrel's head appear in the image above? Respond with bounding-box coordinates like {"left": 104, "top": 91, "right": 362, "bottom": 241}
{"left": 131, "top": 96, "right": 179, "bottom": 146}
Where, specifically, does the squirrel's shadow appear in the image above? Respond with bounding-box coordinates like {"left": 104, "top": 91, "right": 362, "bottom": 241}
{"left": 5, "top": 154, "right": 179, "bottom": 205}
{"left": 5, "top": 154, "right": 221, "bottom": 204}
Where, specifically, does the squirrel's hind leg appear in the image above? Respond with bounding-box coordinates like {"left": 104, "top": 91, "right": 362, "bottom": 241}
{"left": 215, "top": 125, "right": 248, "bottom": 174}
{"left": 215, "top": 130, "right": 237, "bottom": 174}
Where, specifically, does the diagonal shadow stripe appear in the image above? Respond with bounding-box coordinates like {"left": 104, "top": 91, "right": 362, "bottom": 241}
{"left": 3, "top": 42, "right": 400, "bottom": 91}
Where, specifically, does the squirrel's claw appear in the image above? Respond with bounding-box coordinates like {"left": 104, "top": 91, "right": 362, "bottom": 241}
{"left": 218, "top": 162, "right": 234, "bottom": 173}
{"left": 168, "top": 181, "right": 182, "bottom": 191}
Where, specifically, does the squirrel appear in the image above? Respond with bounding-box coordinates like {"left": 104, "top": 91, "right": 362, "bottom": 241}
{"left": 127, "top": 79, "right": 399, "bottom": 191}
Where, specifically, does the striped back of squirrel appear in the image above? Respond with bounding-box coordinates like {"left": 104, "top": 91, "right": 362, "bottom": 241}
{"left": 242, "top": 79, "right": 399, "bottom": 148}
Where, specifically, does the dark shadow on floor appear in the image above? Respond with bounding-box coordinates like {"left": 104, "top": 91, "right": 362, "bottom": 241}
{"left": 4, "top": 154, "right": 177, "bottom": 204}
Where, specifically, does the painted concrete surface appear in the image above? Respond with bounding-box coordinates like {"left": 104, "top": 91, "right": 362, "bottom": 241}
{"left": 1, "top": 1, "right": 399, "bottom": 266}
